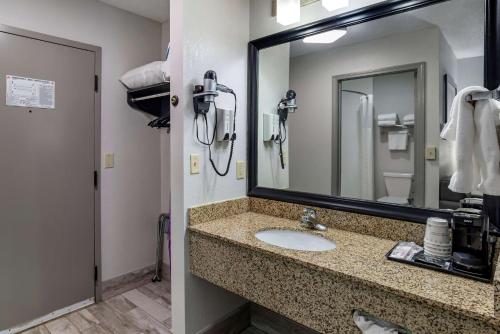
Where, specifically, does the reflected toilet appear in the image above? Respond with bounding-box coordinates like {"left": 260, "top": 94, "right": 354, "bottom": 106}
{"left": 377, "top": 172, "right": 414, "bottom": 205}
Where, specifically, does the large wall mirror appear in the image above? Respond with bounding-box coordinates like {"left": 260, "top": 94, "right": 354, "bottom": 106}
{"left": 248, "top": 0, "right": 500, "bottom": 223}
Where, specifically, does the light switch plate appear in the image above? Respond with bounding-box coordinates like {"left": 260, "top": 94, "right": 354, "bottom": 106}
{"left": 104, "top": 153, "right": 114, "bottom": 169}
{"left": 190, "top": 154, "right": 200, "bottom": 174}
{"left": 425, "top": 146, "right": 437, "bottom": 160}
{"left": 236, "top": 160, "right": 246, "bottom": 180}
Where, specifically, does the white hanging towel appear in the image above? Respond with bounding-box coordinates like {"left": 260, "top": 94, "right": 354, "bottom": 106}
{"left": 359, "top": 95, "right": 375, "bottom": 200}
{"left": 440, "top": 86, "right": 492, "bottom": 194}
{"left": 474, "top": 99, "right": 500, "bottom": 195}
{"left": 388, "top": 130, "right": 408, "bottom": 151}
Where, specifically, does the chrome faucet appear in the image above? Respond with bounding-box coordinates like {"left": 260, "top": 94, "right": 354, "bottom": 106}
{"left": 300, "top": 208, "right": 327, "bottom": 231}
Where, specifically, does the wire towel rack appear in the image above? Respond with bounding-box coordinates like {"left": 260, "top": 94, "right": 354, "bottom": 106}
{"left": 465, "top": 86, "right": 500, "bottom": 102}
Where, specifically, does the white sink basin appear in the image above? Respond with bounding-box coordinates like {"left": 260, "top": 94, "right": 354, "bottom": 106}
{"left": 255, "top": 229, "right": 336, "bottom": 252}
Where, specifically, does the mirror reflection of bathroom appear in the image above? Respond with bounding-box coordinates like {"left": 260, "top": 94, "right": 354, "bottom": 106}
{"left": 256, "top": 0, "right": 485, "bottom": 210}
{"left": 338, "top": 69, "right": 420, "bottom": 206}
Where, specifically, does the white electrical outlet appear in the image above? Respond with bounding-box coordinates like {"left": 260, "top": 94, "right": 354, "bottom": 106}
{"left": 190, "top": 154, "right": 200, "bottom": 174}
{"left": 236, "top": 160, "right": 246, "bottom": 180}
{"left": 104, "top": 153, "right": 114, "bottom": 169}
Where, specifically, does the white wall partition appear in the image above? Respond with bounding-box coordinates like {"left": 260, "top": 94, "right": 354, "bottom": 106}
{"left": 169, "top": 0, "right": 250, "bottom": 333}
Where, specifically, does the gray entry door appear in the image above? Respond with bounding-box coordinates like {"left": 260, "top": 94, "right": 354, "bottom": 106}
{"left": 0, "top": 30, "right": 96, "bottom": 330}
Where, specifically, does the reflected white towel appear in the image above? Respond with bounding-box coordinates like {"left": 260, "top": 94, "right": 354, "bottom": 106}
{"left": 353, "top": 311, "right": 399, "bottom": 334}
{"left": 441, "top": 86, "right": 488, "bottom": 193}
{"left": 377, "top": 113, "right": 399, "bottom": 126}
{"left": 378, "top": 120, "right": 397, "bottom": 127}
{"left": 403, "top": 114, "right": 415, "bottom": 125}
{"left": 378, "top": 113, "right": 398, "bottom": 121}
{"left": 388, "top": 130, "right": 408, "bottom": 151}
{"left": 474, "top": 99, "right": 500, "bottom": 195}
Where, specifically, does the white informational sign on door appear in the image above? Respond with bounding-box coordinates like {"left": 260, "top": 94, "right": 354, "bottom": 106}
{"left": 5, "top": 75, "right": 55, "bottom": 109}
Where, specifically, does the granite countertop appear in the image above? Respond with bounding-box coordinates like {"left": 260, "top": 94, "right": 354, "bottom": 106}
{"left": 189, "top": 211, "right": 498, "bottom": 327}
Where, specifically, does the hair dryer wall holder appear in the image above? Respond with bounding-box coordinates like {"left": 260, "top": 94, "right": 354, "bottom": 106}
{"left": 193, "top": 85, "right": 219, "bottom": 115}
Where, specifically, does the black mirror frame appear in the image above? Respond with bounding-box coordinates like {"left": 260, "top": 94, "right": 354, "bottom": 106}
{"left": 248, "top": 0, "right": 500, "bottom": 224}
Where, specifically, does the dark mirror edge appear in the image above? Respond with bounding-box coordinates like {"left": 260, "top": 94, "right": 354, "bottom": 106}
{"left": 247, "top": 0, "right": 500, "bottom": 226}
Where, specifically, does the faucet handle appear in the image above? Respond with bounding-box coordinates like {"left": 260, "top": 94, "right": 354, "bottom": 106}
{"left": 303, "top": 208, "right": 316, "bottom": 219}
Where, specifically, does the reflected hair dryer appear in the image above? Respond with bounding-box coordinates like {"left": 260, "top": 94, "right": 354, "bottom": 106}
{"left": 276, "top": 89, "right": 297, "bottom": 170}
{"left": 278, "top": 90, "right": 297, "bottom": 115}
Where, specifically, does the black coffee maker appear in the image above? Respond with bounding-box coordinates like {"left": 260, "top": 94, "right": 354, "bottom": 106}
{"left": 451, "top": 199, "right": 494, "bottom": 277}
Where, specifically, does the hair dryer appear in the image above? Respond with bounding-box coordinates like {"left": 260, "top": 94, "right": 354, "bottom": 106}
{"left": 193, "top": 70, "right": 237, "bottom": 177}
{"left": 276, "top": 89, "right": 297, "bottom": 169}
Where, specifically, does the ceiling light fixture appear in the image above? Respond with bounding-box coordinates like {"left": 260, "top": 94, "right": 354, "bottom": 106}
{"left": 277, "top": 0, "right": 300, "bottom": 26}
{"left": 303, "top": 29, "right": 347, "bottom": 44}
{"left": 322, "top": 0, "right": 349, "bottom": 11}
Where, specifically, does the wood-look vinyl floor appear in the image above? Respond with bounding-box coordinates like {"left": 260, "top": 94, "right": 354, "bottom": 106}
{"left": 21, "top": 281, "right": 172, "bottom": 334}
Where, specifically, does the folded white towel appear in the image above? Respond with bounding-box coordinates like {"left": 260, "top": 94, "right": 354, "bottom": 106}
{"left": 378, "top": 120, "right": 398, "bottom": 127}
{"left": 388, "top": 130, "right": 408, "bottom": 150}
{"left": 378, "top": 113, "right": 399, "bottom": 121}
{"left": 403, "top": 114, "right": 414, "bottom": 121}
{"left": 441, "top": 86, "right": 488, "bottom": 193}
{"left": 403, "top": 114, "right": 415, "bottom": 125}
{"left": 120, "top": 60, "right": 170, "bottom": 89}
{"left": 474, "top": 99, "right": 500, "bottom": 195}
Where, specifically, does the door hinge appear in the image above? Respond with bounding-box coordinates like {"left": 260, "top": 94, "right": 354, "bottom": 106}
{"left": 94, "top": 170, "right": 98, "bottom": 189}
{"left": 94, "top": 75, "right": 99, "bottom": 92}
{"left": 94, "top": 266, "right": 98, "bottom": 281}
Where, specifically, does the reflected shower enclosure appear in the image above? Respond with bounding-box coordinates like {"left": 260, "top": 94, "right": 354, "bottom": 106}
{"left": 335, "top": 66, "right": 424, "bottom": 207}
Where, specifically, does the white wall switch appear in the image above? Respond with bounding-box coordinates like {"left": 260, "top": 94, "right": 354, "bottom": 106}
{"left": 236, "top": 160, "right": 246, "bottom": 180}
{"left": 190, "top": 154, "right": 200, "bottom": 174}
{"left": 104, "top": 153, "right": 114, "bottom": 169}
{"left": 425, "top": 146, "right": 437, "bottom": 160}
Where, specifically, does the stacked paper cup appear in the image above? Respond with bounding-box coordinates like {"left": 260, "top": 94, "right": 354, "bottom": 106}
{"left": 424, "top": 217, "right": 451, "bottom": 259}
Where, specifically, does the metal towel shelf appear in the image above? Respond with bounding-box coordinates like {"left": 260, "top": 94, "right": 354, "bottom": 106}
{"left": 130, "top": 92, "right": 170, "bottom": 102}
{"left": 465, "top": 86, "right": 500, "bottom": 102}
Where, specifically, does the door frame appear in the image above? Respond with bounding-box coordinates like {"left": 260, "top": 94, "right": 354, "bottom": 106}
{"left": 332, "top": 63, "right": 426, "bottom": 207}
{"left": 0, "top": 24, "right": 103, "bottom": 301}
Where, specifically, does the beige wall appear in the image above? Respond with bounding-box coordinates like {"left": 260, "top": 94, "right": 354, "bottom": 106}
{"left": 160, "top": 20, "right": 171, "bottom": 265}
{"left": 0, "top": 0, "right": 163, "bottom": 280}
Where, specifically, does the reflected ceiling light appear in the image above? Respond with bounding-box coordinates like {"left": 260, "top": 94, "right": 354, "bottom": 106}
{"left": 277, "top": 0, "right": 300, "bottom": 26}
{"left": 303, "top": 29, "right": 347, "bottom": 44}
{"left": 322, "top": 0, "right": 349, "bottom": 11}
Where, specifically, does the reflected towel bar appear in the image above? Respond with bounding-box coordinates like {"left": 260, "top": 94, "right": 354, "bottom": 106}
{"left": 130, "top": 92, "right": 171, "bottom": 102}
{"left": 465, "top": 86, "right": 500, "bottom": 102}
{"left": 341, "top": 89, "right": 369, "bottom": 97}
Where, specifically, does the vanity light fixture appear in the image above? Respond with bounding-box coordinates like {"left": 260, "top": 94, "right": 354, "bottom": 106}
{"left": 303, "top": 29, "right": 347, "bottom": 44}
{"left": 322, "top": 0, "right": 349, "bottom": 11}
{"left": 277, "top": 0, "right": 301, "bottom": 26}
